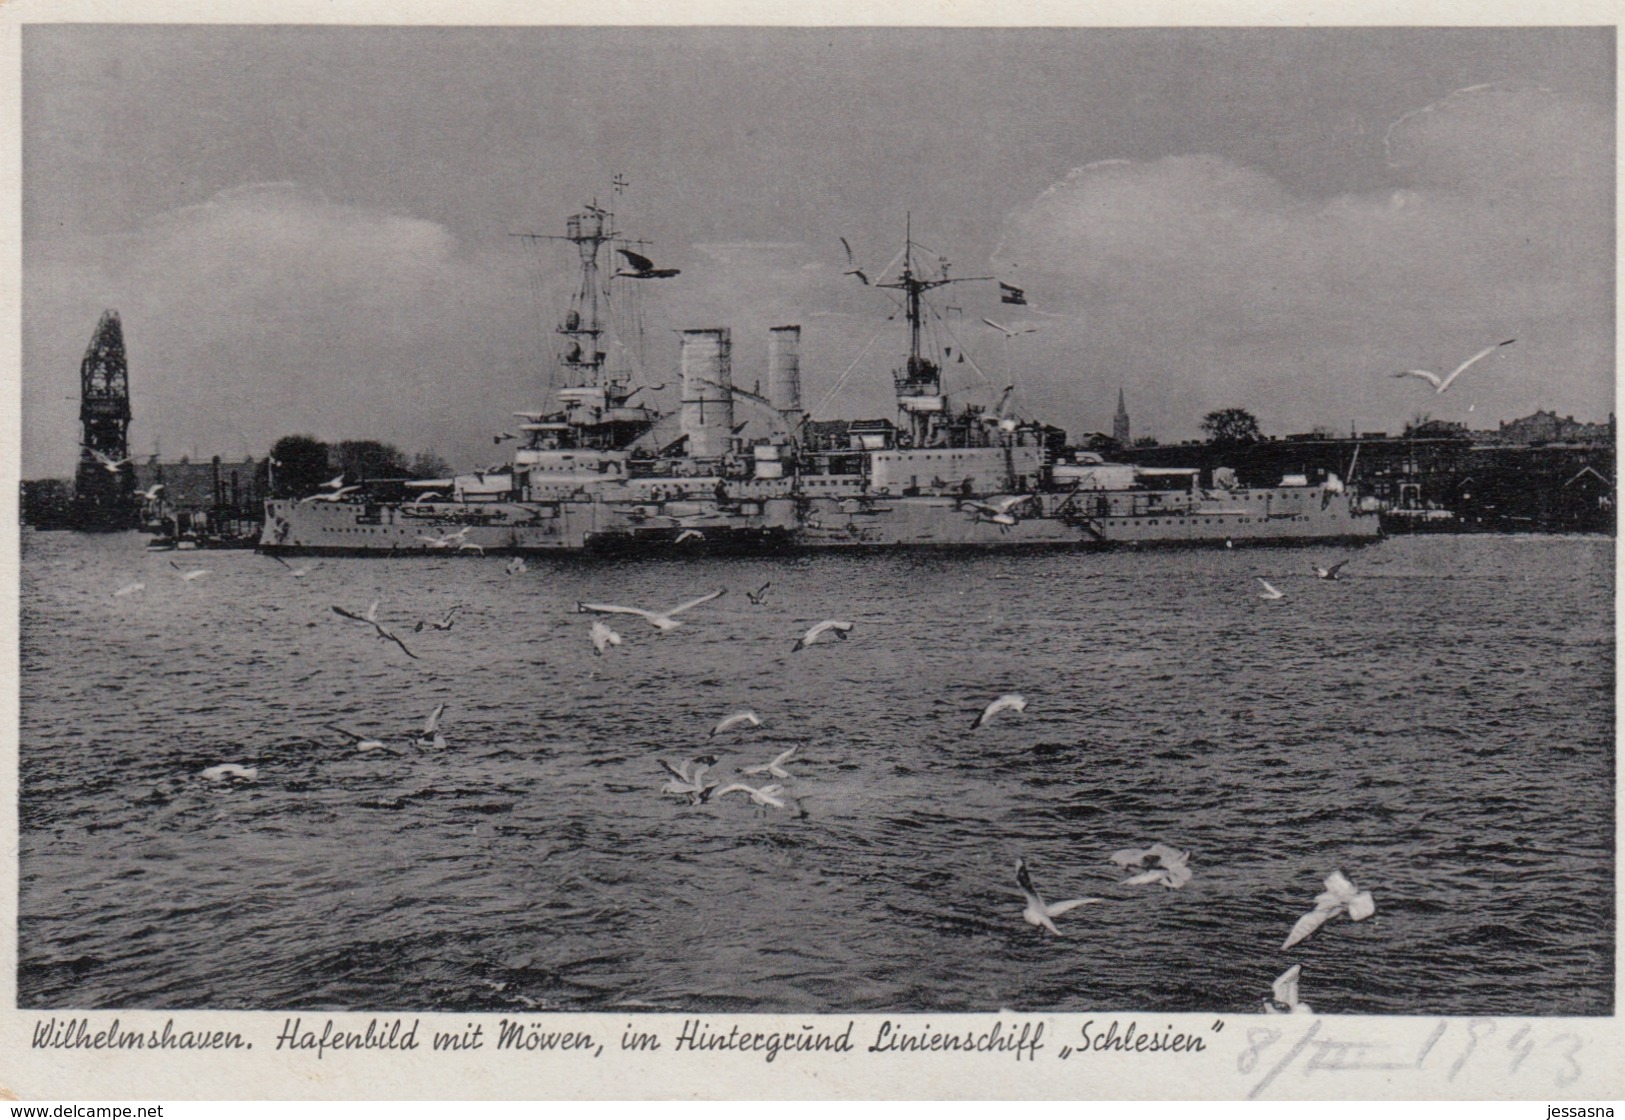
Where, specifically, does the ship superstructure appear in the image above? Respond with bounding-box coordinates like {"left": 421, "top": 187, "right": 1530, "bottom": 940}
{"left": 262, "top": 197, "right": 1380, "bottom": 555}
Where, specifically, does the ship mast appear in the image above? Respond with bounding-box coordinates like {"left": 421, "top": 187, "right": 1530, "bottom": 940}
{"left": 875, "top": 214, "right": 991, "bottom": 447}
{"left": 556, "top": 203, "right": 614, "bottom": 389}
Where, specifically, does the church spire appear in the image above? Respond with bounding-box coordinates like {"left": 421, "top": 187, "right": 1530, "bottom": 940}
{"left": 1113, "top": 387, "right": 1130, "bottom": 446}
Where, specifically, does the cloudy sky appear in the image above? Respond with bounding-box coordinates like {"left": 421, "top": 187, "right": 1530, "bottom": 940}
{"left": 20, "top": 25, "right": 1614, "bottom": 477}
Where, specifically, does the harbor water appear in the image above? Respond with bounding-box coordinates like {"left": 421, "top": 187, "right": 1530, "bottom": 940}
{"left": 17, "top": 531, "right": 1614, "bottom": 1015}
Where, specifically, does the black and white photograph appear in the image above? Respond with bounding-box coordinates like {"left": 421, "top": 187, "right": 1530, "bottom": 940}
{"left": 7, "top": 6, "right": 1619, "bottom": 1100}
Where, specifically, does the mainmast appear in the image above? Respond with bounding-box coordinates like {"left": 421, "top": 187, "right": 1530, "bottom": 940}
{"left": 875, "top": 215, "right": 992, "bottom": 447}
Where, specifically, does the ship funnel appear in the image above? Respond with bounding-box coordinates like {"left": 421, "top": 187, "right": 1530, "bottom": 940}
{"left": 768, "top": 325, "right": 803, "bottom": 436}
{"left": 679, "top": 328, "right": 735, "bottom": 460}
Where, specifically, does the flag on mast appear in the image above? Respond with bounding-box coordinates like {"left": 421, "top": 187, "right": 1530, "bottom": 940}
{"left": 999, "top": 282, "right": 1027, "bottom": 305}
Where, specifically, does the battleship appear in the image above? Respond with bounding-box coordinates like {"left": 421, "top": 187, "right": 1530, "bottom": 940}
{"left": 260, "top": 199, "right": 1381, "bottom": 556}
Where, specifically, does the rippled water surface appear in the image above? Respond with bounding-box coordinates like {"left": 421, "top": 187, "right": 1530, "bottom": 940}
{"left": 17, "top": 531, "right": 1614, "bottom": 1014}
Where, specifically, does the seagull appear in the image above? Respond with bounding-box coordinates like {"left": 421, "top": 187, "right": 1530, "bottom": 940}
{"left": 961, "top": 495, "right": 1033, "bottom": 528}
{"left": 411, "top": 491, "right": 444, "bottom": 505}
{"left": 415, "top": 703, "right": 447, "bottom": 749}
{"left": 590, "top": 620, "right": 623, "bottom": 656}
{"left": 675, "top": 529, "right": 705, "bottom": 545}
{"left": 414, "top": 605, "right": 462, "bottom": 633}
{"left": 505, "top": 556, "right": 528, "bottom": 575}
{"left": 1114, "top": 843, "right": 1194, "bottom": 889}
{"left": 332, "top": 602, "right": 420, "bottom": 660}
{"left": 742, "top": 746, "right": 798, "bottom": 780}
{"left": 458, "top": 541, "right": 486, "bottom": 556}
{"left": 658, "top": 755, "right": 719, "bottom": 802}
{"left": 113, "top": 581, "right": 145, "bottom": 597}
{"left": 613, "top": 248, "right": 680, "bottom": 279}
{"left": 972, "top": 693, "right": 1027, "bottom": 729}
{"left": 324, "top": 724, "right": 396, "bottom": 753}
{"left": 168, "top": 561, "right": 211, "bottom": 582}
{"left": 271, "top": 554, "right": 315, "bottom": 577}
{"left": 577, "top": 589, "right": 726, "bottom": 632}
{"left": 746, "top": 582, "right": 772, "bottom": 605}
{"left": 1392, "top": 339, "right": 1515, "bottom": 394}
{"left": 200, "top": 763, "right": 257, "bottom": 782}
{"left": 714, "top": 782, "right": 787, "bottom": 809}
{"left": 1016, "top": 858, "right": 1101, "bottom": 936}
{"left": 838, "top": 237, "right": 870, "bottom": 285}
{"left": 138, "top": 484, "right": 165, "bottom": 502}
{"left": 82, "top": 446, "right": 132, "bottom": 473}
{"left": 300, "top": 485, "right": 361, "bottom": 504}
{"left": 319, "top": 474, "right": 347, "bottom": 490}
{"left": 1258, "top": 578, "right": 1285, "bottom": 600}
{"left": 1263, "top": 964, "right": 1313, "bottom": 1015}
{"left": 792, "top": 620, "right": 853, "bottom": 651}
{"left": 709, "top": 710, "right": 762, "bottom": 738}
{"left": 1282, "top": 870, "right": 1377, "bottom": 949}
{"left": 981, "top": 318, "right": 1038, "bottom": 338}
{"left": 1311, "top": 560, "right": 1349, "bottom": 581}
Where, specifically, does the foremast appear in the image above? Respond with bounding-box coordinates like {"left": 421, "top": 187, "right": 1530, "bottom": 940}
{"left": 515, "top": 196, "right": 662, "bottom": 454}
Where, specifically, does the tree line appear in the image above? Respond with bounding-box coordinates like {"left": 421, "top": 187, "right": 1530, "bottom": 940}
{"left": 267, "top": 436, "right": 451, "bottom": 498}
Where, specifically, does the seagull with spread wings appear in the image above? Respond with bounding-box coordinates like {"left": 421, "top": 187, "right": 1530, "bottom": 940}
{"left": 1282, "top": 871, "right": 1376, "bottom": 949}
{"left": 1392, "top": 339, "right": 1514, "bottom": 394}
{"left": 613, "top": 248, "right": 680, "bottom": 279}
{"left": 576, "top": 588, "right": 726, "bottom": 632}
{"left": 1016, "top": 858, "right": 1102, "bottom": 936}
{"left": 332, "top": 601, "right": 420, "bottom": 660}
{"left": 792, "top": 620, "right": 853, "bottom": 652}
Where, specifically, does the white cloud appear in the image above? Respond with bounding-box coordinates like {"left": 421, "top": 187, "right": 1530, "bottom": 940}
{"left": 24, "top": 184, "right": 541, "bottom": 475}
{"left": 991, "top": 83, "right": 1612, "bottom": 443}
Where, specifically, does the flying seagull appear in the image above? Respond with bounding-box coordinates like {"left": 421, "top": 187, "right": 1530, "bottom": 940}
{"left": 319, "top": 474, "right": 347, "bottom": 490}
{"left": 961, "top": 494, "right": 1033, "bottom": 528}
{"left": 838, "top": 237, "right": 870, "bottom": 285}
{"left": 200, "top": 763, "right": 258, "bottom": 782}
{"left": 271, "top": 554, "right": 315, "bottom": 578}
{"left": 1115, "top": 843, "right": 1193, "bottom": 889}
{"left": 300, "top": 485, "right": 361, "bottom": 504}
{"left": 325, "top": 724, "right": 396, "bottom": 754}
{"left": 742, "top": 746, "right": 798, "bottom": 780}
{"left": 746, "top": 582, "right": 772, "bottom": 606}
{"left": 138, "top": 484, "right": 166, "bottom": 502}
{"left": 332, "top": 602, "right": 420, "bottom": 660}
{"left": 658, "top": 755, "right": 719, "bottom": 802}
{"left": 577, "top": 589, "right": 726, "bottom": 632}
{"left": 972, "top": 693, "right": 1027, "bottom": 730}
{"left": 1311, "top": 561, "right": 1350, "bottom": 581}
{"left": 714, "top": 782, "right": 787, "bottom": 809}
{"left": 981, "top": 318, "right": 1038, "bottom": 338}
{"left": 1392, "top": 339, "right": 1515, "bottom": 394}
{"left": 415, "top": 703, "right": 447, "bottom": 749}
{"left": 1258, "top": 578, "right": 1285, "bottom": 600}
{"left": 674, "top": 529, "right": 705, "bottom": 545}
{"left": 82, "top": 446, "right": 132, "bottom": 473}
{"left": 590, "top": 620, "right": 623, "bottom": 656}
{"left": 792, "top": 620, "right": 853, "bottom": 652}
{"left": 1282, "top": 870, "right": 1376, "bottom": 950}
{"left": 1263, "top": 964, "right": 1313, "bottom": 1015}
{"left": 169, "top": 561, "right": 211, "bottom": 582}
{"left": 614, "top": 248, "right": 680, "bottom": 279}
{"left": 414, "top": 605, "right": 462, "bottom": 633}
{"left": 1016, "top": 858, "right": 1101, "bottom": 936}
{"left": 709, "top": 710, "right": 762, "bottom": 739}
{"left": 505, "top": 556, "right": 528, "bottom": 575}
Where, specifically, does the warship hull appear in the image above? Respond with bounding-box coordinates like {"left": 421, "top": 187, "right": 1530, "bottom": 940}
{"left": 260, "top": 482, "right": 1380, "bottom": 556}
